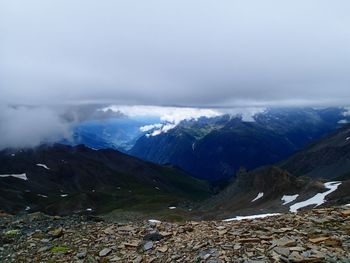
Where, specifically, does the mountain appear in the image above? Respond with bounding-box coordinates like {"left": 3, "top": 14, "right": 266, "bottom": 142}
{"left": 200, "top": 166, "right": 350, "bottom": 219}
{"left": 0, "top": 144, "right": 210, "bottom": 217}
{"left": 279, "top": 124, "right": 350, "bottom": 180}
{"left": 129, "top": 107, "right": 348, "bottom": 181}
{"left": 200, "top": 124, "right": 350, "bottom": 218}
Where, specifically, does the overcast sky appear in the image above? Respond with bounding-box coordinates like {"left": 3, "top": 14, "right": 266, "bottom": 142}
{"left": 1, "top": 0, "right": 350, "bottom": 107}
{"left": 1, "top": 1, "right": 350, "bottom": 148}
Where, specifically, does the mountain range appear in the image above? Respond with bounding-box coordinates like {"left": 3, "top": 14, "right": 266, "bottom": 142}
{"left": 129, "top": 107, "right": 349, "bottom": 181}
{"left": 1, "top": 108, "right": 350, "bottom": 220}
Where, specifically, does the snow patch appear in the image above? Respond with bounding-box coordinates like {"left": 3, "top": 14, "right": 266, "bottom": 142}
{"left": 0, "top": 173, "right": 28, "bottom": 181}
{"left": 281, "top": 194, "right": 299, "bottom": 205}
{"left": 289, "top": 181, "right": 341, "bottom": 213}
{"left": 25, "top": 206, "right": 30, "bottom": 211}
{"left": 11, "top": 153, "right": 15, "bottom": 157}
{"left": 346, "top": 137, "right": 350, "bottom": 141}
{"left": 223, "top": 213, "right": 281, "bottom": 222}
{"left": 36, "top": 164, "right": 50, "bottom": 170}
{"left": 168, "top": 206, "right": 176, "bottom": 210}
{"left": 148, "top": 219, "right": 161, "bottom": 223}
{"left": 251, "top": 192, "right": 264, "bottom": 202}
{"left": 37, "top": 194, "right": 48, "bottom": 198}
{"left": 60, "top": 194, "right": 68, "bottom": 197}
{"left": 86, "top": 208, "right": 93, "bottom": 212}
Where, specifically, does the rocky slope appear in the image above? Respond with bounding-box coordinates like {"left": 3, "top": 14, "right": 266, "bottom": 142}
{"left": 200, "top": 166, "right": 350, "bottom": 220}
{"left": 0, "top": 144, "right": 210, "bottom": 216}
{"left": 279, "top": 124, "right": 350, "bottom": 180}
{"left": 1, "top": 206, "right": 349, "bottom": 262}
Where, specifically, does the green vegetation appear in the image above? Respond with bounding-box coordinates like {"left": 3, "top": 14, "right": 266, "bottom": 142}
{"left": 50, "top": 246, "right": 69, "bottom": 253}
{"left": 4, "top": 229, "right": 20, "bottom": 237}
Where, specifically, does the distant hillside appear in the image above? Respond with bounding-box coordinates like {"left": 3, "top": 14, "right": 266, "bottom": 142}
{"left": 201, "top": 124, "right": 350, "bottom": 219}
{"left": 130, "top": 108, "right": 348, "bottom": 181}
{"left": 201, "top": 166, "right": 350, "bottom": 219}
{"left": 279, "top": 124, "right": 350, "bottom": 180}
{"left": 0, "top": 144, "right": 210, "bottom": 217}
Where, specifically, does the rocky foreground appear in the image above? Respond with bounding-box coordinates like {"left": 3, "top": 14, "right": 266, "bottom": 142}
{"left": 1, "top": 207, "right": 350, "bottom": 263}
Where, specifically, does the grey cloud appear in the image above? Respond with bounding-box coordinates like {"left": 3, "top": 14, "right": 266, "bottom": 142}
{"left": 1, "top": 0, "right": 349, "bottom": 107}
{"left": 0, "top": 104, "right": 127, "bottom": 149}
{"left": 60, "top": 105, "right": 127, "bottom": 123}
{"left": 0, "top": 105, "right": 72, "bottom": 149}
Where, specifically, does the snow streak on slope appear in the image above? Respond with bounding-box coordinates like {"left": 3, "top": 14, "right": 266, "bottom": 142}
{"left": 0, "top": 173, "right": 28, "bottom": 180}
{"left": 251, "top": 192, "right": 264, "bottom": 202}
{"left": 289, "top": 182, "right": 341, "bottom": 213}
{"left": 281, "top": 194, "right": 299, "bottom": 205}
{"left": 36, "top": 164, "right": 50, "bottom": 170}
{"left": 223, "top": 213, "right": 280, "bottom": 222}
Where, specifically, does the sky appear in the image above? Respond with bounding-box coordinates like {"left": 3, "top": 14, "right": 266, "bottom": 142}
{"left": 0, "top": 0, "right": 350, "bottom": 148}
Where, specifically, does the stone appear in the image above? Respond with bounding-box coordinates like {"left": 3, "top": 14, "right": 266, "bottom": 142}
{"left": 103, "top": 226, "right": 114, "bottom": 235}
{"left": 76, "top": 252, "right": 87, "bottom": 259}
{"left": 31, "top": 231, "right": 45, "bottom": 239}
{"left": 143, "top": 241, "right": 153, "bottom": 251}
{"left": 273, "top": 247, "right": 290, "bottom": 257}
{"left": 289, "top": 246, "right": 305, "bottom": 252}
{"left": 124, "top": 241, "right": 139, "bottom": 247}
{"left": 309, "top": 237, "right": 330, "bottom": 243}
{"left": 40, "top": 238, "right": 50, "bottom": 243}
{"left": 158, "top": 245, "right": 168, "bottom": 253}
{"left": 143, "top": 232, "right": 163, "bottom": 241}
{"left": 218, "top": 229, "right": 228, "bottom": 235}
{"left": 48, "top": 227, "right": 63, "bottom": 238}
{"left": 159, "top": 231, "right": 172, "bottom": 237}
{"left": 99, "top": 248, "right": 112, "bottom": 257}
{"left": 289, "top": 251, "right": 304, "bottom": 261}
{"left": 273, "top": 237, "right": 296, "bottom": 247}
{"left": 118, "top": 226, "right": 135, "bottom": 232}
{"left": 38, "top": 246, "right": 51, "bottom": 253}
{"left": 237, "top": 238, "right": 260, "bottom": 243}
{"left": 341, "top": 209, "right": 350, "bottom": 216}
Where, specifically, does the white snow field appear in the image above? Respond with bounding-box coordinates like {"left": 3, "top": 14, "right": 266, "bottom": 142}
{"left": 289, "top": 181, "right": 341, "bottom": 213}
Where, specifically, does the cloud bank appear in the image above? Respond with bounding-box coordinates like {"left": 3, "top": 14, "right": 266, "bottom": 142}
{"left": 0, "top": 106, "right": 72, "bottom": 149}
{"left": 1, "top": 0, "right": 350, "bottom": 107}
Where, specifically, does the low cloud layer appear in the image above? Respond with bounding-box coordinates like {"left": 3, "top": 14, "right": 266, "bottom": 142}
{"left": 0, "top": 106, "right": 72, "bottom": 149}
{"left": 104, "top": 105, "right": 223, "bottom": 136}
